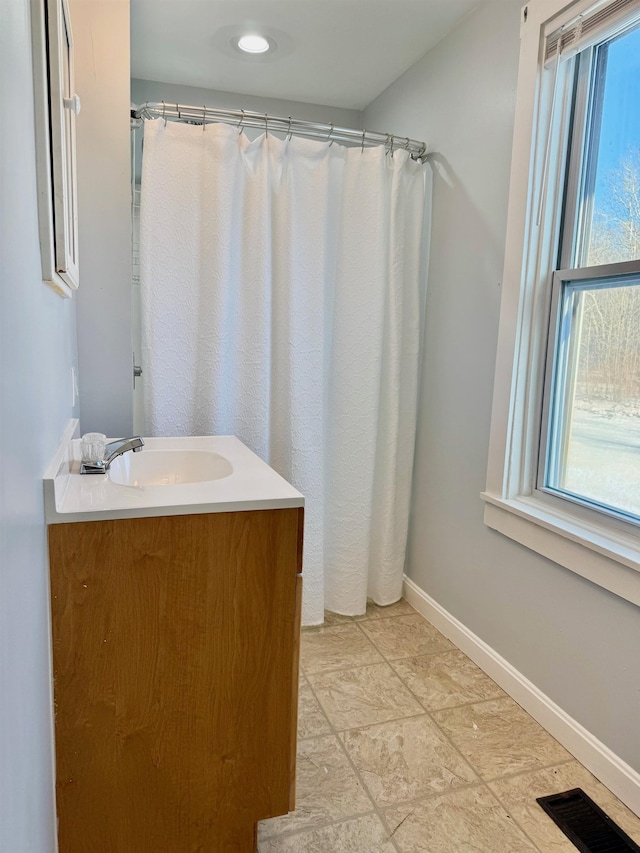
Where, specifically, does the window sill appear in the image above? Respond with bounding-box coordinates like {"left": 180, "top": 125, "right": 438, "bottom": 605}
{"left": 481, "top": 491, "right": 640, "bottom": 607}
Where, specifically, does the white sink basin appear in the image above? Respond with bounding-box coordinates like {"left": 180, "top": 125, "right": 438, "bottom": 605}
{"left": 43, "top": 430, "right": 304, "bottom": 523}
{"left": 109, "top": 449, "right": 233, "bottom": 487}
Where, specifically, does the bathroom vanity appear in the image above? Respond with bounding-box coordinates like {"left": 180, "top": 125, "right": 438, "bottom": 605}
{"left": 44, "top": 427, "right": 304, "bottom": 852}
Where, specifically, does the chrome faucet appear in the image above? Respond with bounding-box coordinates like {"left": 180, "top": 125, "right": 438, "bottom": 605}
{"left": 81, "top": 436, "right": 144, "bottom": 474}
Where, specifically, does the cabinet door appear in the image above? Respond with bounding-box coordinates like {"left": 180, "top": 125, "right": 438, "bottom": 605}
{"left": 289, "top": 573, "right": 303, "bottom": 811}
{"left": 49, "top": 508, "right": 303, "bottom": 852}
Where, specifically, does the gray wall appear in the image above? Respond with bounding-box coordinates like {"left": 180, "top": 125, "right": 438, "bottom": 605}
{"left": 364, "top": 0, "right": 640, "bottom": 772}
{"left": 74, "top": 0, "right": 133, "bottom": 437}
{"left": 0, "top": 1, "right": 79, "bottom": 849}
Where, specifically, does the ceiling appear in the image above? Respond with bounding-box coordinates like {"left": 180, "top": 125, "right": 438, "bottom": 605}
{"left": 130, "top": 0, "right": 483, "bottom": 111}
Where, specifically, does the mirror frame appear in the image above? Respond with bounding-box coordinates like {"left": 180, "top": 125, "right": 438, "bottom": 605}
{"left": 31, "top": 0, "right": 80, "bottom": 297}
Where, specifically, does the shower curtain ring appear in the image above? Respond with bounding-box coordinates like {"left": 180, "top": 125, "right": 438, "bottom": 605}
{"left": 264, "top": 113, "right": 268, "bottom": 137}
{"left": 162, "top": 100, "right": 167, "bottom": 126}
{"left": 390, "top": 135, "right": 395, "bottom": 158}
{"left": 202, "top": 105, "right": 206, "bottom": 131}
{"left": 288, "top": 116, "right": 292, "bottom": 140}
{"left": 328, "top": 122, "right": 334, "bottom": 146}
{"left": 361, "top": 129, "right": 366, "bottom": 154}
{"left": 238, "top": 109, "right": 245, "bottom": 134}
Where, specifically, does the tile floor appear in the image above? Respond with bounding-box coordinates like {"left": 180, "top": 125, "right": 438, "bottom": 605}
{"left": 258, "top": 600, "right": 640, "bottom": 852}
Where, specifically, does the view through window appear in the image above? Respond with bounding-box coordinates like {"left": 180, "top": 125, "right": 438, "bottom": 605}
{"left": 544, "top": 22, "right": 640, "bottom": 520}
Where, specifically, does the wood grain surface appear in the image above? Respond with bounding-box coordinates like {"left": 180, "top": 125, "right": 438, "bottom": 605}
{"left": 48, "top": 507, "right": 303, "bottom": 852}
{"left": 289, "top": 573, "right": 303, "bottom": 811}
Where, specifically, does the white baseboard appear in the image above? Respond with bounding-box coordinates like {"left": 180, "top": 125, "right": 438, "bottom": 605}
{"left": 403, "top": 575, "right": 640, "bottom": 818}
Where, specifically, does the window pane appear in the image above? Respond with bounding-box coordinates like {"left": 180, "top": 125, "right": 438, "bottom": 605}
{"left": 580, "top": 24, "right": 640, "bottom": 267}
{"left": 547, "top": 276, "right": 640, "bottom": 518}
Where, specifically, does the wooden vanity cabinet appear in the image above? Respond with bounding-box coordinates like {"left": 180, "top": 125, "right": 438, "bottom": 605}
{"left": 48, "top": 507, "right": 303, "bottom": 853}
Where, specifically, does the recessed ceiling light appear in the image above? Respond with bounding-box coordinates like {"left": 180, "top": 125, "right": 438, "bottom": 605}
{"left": 237, "top": 34, "right": 271, "bottom": 54}
{"left": 214, "top": 26, "right": 291, "bottom": 62}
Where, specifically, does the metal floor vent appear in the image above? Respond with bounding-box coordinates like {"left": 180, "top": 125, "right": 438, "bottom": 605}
{"left": 536, "top": 788, "right": 640, "bottom": 853}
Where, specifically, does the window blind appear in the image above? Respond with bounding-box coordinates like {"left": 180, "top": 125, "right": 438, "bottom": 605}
{"left": 544, "top": 0, "right": 640, "bottom": 62}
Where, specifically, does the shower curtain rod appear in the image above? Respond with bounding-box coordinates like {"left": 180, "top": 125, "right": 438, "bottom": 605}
{"left": 133, "top": 102, "right": 428, "bottom": 162}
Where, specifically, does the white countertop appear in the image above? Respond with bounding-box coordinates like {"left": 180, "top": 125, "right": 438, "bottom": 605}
{"left": 44, "top": 422, "right": 304, "bottom": 524}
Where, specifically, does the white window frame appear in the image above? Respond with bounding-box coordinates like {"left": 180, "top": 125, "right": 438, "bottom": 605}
{"left": 483, "top": 0, "right": 640, "bottom": 608}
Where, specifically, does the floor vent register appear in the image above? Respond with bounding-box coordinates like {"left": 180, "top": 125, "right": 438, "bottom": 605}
{"left": 537, "top": 788, "right": 640, "bottom": 852}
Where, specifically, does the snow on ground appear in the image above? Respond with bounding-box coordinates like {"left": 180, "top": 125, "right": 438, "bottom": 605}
{"left": 563, "top": 405, "right": 640, "bottom": 517}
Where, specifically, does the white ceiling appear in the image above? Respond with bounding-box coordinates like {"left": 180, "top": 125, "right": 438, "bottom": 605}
{"left": 130, "top": 0, "right": 483, "bottom": 111}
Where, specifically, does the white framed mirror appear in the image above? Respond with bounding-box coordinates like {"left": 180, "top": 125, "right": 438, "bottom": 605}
{"left": 31, "top": 0, "right": 80, "bottom": 297}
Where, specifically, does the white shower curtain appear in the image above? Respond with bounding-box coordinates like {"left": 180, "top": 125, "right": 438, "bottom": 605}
{"left": 140, "top": 119, "right": 430, "bottom": 625}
